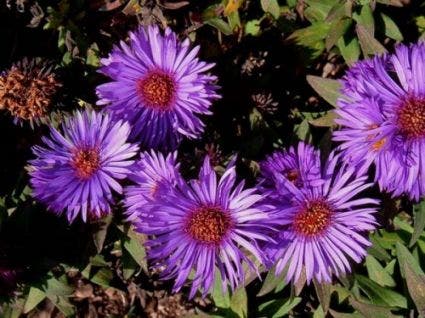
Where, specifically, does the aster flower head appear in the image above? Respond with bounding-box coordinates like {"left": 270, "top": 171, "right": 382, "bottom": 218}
{"left": 96, "top": 25, "right": 220, "bottom": 149}
{"left": 124, "top": 150, "right": 181, "bottom": 222}
{"left": 334, "top": 43, "right": 425, "bottom": 201}
{"left": 0, "top": 58, "right": 61, "bottom": 126}
{"left": 29, "top": 110, "right": 139, "bottom": 223}
{"left": 259, "top": 142, "right": 322, "bottom": 195}
{"left": 266, "top": 146, "right": 378, "bottom": 284}
{"left": 136, "top": 156, "right": 276, "bottom": 298}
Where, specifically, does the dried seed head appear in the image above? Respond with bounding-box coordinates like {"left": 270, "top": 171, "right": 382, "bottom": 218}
{"left": 0, "top": 58, "right": 61, "bottom": 125}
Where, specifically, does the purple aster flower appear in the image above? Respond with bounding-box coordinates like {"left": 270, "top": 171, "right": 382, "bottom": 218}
{"left": 136, "top": 156, "right": 275, "bottom": 298}
{"left": 29, "top": 110, "right": 139, "bottom": 223}
{"left": 124, "top": 150, "right": 181, "bottom": 222}
{"left": 96, "top": 25, "right": 220, "bottom": 149}
{"left": 259, "top": 142, "right": 322, "bottom": 194}
{"left": 266, "top": 146, "right": 378, "bottom": 284}
{"left": 334, "top": 43, "right": 425, "bottom": 200}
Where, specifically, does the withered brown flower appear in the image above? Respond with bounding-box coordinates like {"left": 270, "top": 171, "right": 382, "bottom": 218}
{"left": 0, "top": 58, "right": 61, "bottom": 125}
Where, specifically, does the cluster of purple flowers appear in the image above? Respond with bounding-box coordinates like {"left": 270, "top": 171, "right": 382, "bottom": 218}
{"left": 24, "top": 23, "right": 425, "bottom": 297}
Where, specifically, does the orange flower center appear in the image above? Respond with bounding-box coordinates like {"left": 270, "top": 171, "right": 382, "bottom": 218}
{"left": 293, "top": 200, "right": 332, "bottom": 236}
{"left": 136, "top": 71, "right": 176, "bottom": 110}
{"left": 185, "top": 206, "right": 232, "bottom": 244}
{"left": 72, "top": 148, "right": 100, "bottom": 180}
{"left": 397, "top": 97, "right": 425, "bottom": 139}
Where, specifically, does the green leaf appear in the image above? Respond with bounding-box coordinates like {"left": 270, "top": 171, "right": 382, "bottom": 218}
{"left": 396, "top": 241, "right": 424, "bottom": 278}
{"left": 45, "top": 276, "right": 74, "bottom": 297}
{"left": 356, "top": 24, "right": 387, "bottom": 56}
{"left": 230, "top": 287, "right": 248, "bottom": 317}
{"left": 353, "top": 4, "right": 374, "bottom": 35}
{"left": 288, "top": 22, "right": 330, "bottom": 47}
{"left": 92, "top": 214, "right": 112, "bottom": 253}
{"left": 326, "top": 18, "right": 352, "bottom": 50}
{"left": 329, "top": 310, "right": 363, "bottom": 318}
{"left": 24, "top": 287, "right": 46, "bottom": 313}
{"left": 123, "top": 230, "right": 147, "bottom": 272}
{"left": 245, "top": 19, "right": 261, "bottom": 36}
{"left": 304, "top": 0, "right": 336, "bottom": 22}
{"left": 260, "top": 0, "right": 280, "bottom": 19}
{"left": 349, "top": 298, "right": 399, "bottom": 318}
{"left": 313, "top": 305, "right": 325, "bottom": 318}
{"left": 309, "top": 111, "right": 337, "bottom": 127}
{"left": 48, "top": 296, "right": 75, "bottom": 317}
{"left": 306, "top": 75, "right": 341, "bottom": 107}
{"left": 365, "top": 255, "right": 396, "bottom": 287}
{"left": 337, "top": 34, "right": 361, "bottom": 65}
{"left": 376, "top": 0, "right": 404, "bottom": 6}
{"left": 90, "top": 268, "right": 113, "bottom": 287}
{"left": 258, "top": 297, "right": 302, "bottom": 318}
{"left": 332, "top": 286, "right": 351, "bottom": 304}
{"left": 379, "top": 13, "right": 403, "bottom": 41}
{"left": 205, "top": 18, "right": 233, "bottom": 35}
{"left": 355, "top": 275, "right": 407, "bottom": 308}
{"left": 410, "top": 200, "right": 425, "bottom": 247}
{"left": 314, "top": 280, "right": 331, "bottom": 312}
{"left": 257, "top": 265, "right": 287, "bottom": 296}
{"left": 212, "top": 270, "right": 230, "bottom": 309}
{"left": 404, "top": 261, "right": 425, "bottom": 316}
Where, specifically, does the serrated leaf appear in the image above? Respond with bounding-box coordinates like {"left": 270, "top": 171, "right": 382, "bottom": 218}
{"left": 326, "top": 18, "right": 352, "bottom": 51}
{"left": 410, "top": 200, "right": 425, "bottom": 247}
{"left": 306, "top": 75, "right": 341, "bottom": 107}
{"left": 356, "top": 24, "right": 387, "bottom": 56}
{"left": 379, "top": 13, "right": 403, "bottom": 41}
{"left": 404, "top": 261, "right": 425, "bottom": 316}
{"left": 355, "top": 275, "right": 407, "bottom": 308}
{"left": 24, "top": 287, "right": 46, "bottom": 313}
{"left": 260, "top": 0, "right": 280, "bottom": 19}
{"left": 230, "top": 287, "right": 248, "bottom": 317}
{"left": 365, "top": 255, "right": 396, "bottom": 287}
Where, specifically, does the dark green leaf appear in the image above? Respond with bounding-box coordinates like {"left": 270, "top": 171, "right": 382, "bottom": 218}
{"left": 410, "top": 200, "right": 425, "bottom": 247}
{"left": 123, "top": 230, "right": 147, "bottom": 272}
{"left": 306, "top": 75, "right": 341, "bottom": 107}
